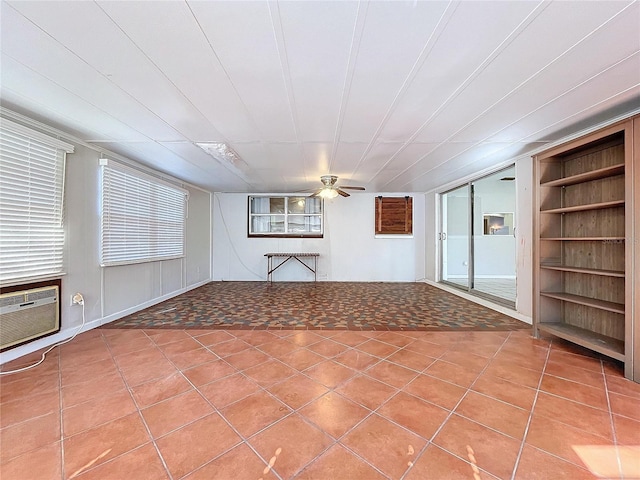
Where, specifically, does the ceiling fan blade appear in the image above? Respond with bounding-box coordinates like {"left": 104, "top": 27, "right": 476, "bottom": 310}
{"left": 339, "top": 186, "right": 365, "bottom": 191}
{"left": 309, "top": 188, "right": 323, "bottom": 197}
{"left": 336, "top": 189, "right": 350, "bottom": 197}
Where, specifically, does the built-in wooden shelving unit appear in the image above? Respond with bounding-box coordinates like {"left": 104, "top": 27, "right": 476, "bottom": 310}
{"left": 533, "top": 116, "right": 639, "bottom": 382}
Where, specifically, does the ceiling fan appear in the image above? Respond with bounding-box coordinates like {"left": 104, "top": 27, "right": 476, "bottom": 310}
{"left": 309, "top": 175, "right": 365, "bottom": 198}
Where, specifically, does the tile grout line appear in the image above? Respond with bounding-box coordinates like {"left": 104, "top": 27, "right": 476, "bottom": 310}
{"left": 57, "top": 342, "right": 65, "bottom": 480}
{"left": 398, "top": 331, "right": 514, "bottom": 480}
{"left": 102, "top": 329, "right": 177, "bottom": 480}
{"left": 211, "top": 332, "right": 421, "bottom": 479}
{"left": 147, "top": 330, "right": 287, "bottom": 480}
{"left": 601, "top": 360, "right": 624, "bottom": 479}
{"left": 509, "top": 336, "right": 553, "bottom": 480}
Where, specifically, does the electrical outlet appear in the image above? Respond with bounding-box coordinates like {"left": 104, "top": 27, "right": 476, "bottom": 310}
{"left": 71, "top": 293, "right": 84, "bottom": 305}
{"left": 70, "top": 295, "right": 76, "bottom": 306}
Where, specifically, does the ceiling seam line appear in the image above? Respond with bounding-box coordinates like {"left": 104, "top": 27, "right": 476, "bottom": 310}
{"left": 3, "top": 2, "right": 218, "bottom": 152}
{"left": 381, "top": 1, "right": 636, "bottom": 189}
{"left": 183, "top": 1, "right": 265, "bottom": 145}
{"left": 2, "top": 5, "right": 190, "bottom": 145}
{"left": 96, "top": 1, "right": 227, "bottom": 145}
{"left": 95, "top": 2, "right": 255, "bottom": 187}
{"left": 346, "top": 0, "right": 460, "bottom": 182}
{"left": 6, "top": 0, "right": 249, "bottom": 189}
{"left": 393, "top": 50, "right": 639, "bottom": 190}
{"left": 373, "top": 0, "right": 551, "bottom": 188}
{"left": 395, "top": 83, "right": 640, "bottom": 191}
{"left": 327, "top": 0, "right": 369, "bottom": 176}
{"left": 267, "top": 0, "right": 308, "bottom": 188}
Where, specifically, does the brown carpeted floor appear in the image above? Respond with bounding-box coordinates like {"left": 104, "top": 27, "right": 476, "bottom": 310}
{"left": 103, "top": 282, "right": 528, "bottom": 331}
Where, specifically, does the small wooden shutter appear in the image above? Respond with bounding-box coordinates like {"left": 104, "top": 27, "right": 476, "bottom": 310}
{"left": 375, "top": 196, "right": 412, "bottom": 234}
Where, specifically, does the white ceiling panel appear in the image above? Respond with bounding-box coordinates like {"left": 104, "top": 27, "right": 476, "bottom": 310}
{"left": 157, "top": 141, "right": 253, "bottom": 190}
{"left": 337, "top": 1, "right": 449, "bottom": 143}
{"left": 1, "top": 0, "right": 638, "bottom": 193}
{"left": 7, "top": 1, "right": 220, "bottom": 141}
{"left": 380, "top": 0, "right": 540, "bottom": 143}
{"left": 276, "top": 1, "right": 359, "bottom": 142}
{"left": 97, "top": 141, "right": 213, "bottom": 187}
{"left": 331, "top": 142, "right": 374, "bottom": 181}
{"left": 381, "top": 141, "right": 492, "bottom": 189}
{"left": 2, "top": 4, "right": 184, "bottom": 141}
{"left": 436, "top": 1, "right": 639, "bottom": 144}
{"left": 0, "top": 56, "right": 149, "bottom": 143}
{"left": 388, "top": 142, "right": 525, "bottom": 191}
{"left": 486, "top": 54, "right": 640, "bottom": 144}
{"left": 413, "top": 1, "right": 634, "bottom": 143}
{"left": 351, "top": 141, "right": 409, "bottom": 182}
{"left": 186, "top": 1, "right": 297, "bottom": 143}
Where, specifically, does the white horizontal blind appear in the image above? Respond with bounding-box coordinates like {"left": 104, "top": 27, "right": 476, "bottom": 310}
{"left": 0, "top": 121, "right": 72, "bottom": 286}
{"left": 100, "top": 160, "right": 187, "bottom": 266}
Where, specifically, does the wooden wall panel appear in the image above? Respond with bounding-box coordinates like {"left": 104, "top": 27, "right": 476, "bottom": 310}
{"left": 375, "top": 196, "right": 412, "bottom": 235}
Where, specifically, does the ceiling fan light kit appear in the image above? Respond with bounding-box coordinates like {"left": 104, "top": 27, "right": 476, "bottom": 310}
{"left": 318, "top": 188, "right": 339, "bottom": 199}
{"left": 311, "top": 175, "right": 366, "bottom": 198}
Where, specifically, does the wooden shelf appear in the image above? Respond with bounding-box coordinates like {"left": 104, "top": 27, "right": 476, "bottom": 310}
{"left": 540, "top": 291, "right": 625, "bottom": 314}
{"left": 534, "top": 118, "right": 636, "bottom": 381}
{"left": 540, "top": 264, "right": 625, "bottom": 277}
{"left": 537, "top": 323, "right": 625, "bottom": 362}
{"left": 541, "top": 164, "right": 625, "bottom": 187}
{"left": 540, "top": 237, "right": 625, "bottom": 241}
{"left": 541, "top": 200, "right": 625, "bottom": 214}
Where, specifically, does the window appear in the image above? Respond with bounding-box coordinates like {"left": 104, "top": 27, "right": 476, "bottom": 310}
{"left": 375, "top": 196, "right": 413, "bottom": 235}
{"left": 248, "top": 196, "right": 323, "bottom": 237}
{"left": 0, "top": 119, "right": 73, "bottom": 286}
{"left": 100, "top": 159, "right": 187, "bottom": 266}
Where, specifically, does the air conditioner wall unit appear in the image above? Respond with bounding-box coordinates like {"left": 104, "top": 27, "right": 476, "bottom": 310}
{"left": 0, "top": 284, "right": 60, "bottom": 351}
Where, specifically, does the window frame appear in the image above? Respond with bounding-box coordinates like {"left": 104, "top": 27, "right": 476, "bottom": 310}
{"left": 99, "top": 159, "right": 188, "bottom": 267}
{"left": 248, "top": 195, "right": 324, "bottom": 238}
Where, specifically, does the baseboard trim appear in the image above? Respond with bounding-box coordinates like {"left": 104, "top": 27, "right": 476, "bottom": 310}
{"left": 0, "top": 279, "right": 211, "bottom": 365}
{"left": 421, "top": 279, "right": 532, "bottom": 325}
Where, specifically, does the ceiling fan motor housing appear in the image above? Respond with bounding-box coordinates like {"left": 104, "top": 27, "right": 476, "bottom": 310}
{"left": 320, "top": 175, "right": 339, "bottom": 187}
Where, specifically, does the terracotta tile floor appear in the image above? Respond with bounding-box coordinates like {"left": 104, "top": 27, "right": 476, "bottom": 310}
{"left": 1, "top": 328, "right": 639, "bottom": 479}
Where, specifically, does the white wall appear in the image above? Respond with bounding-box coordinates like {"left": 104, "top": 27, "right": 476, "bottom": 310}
{"left": 1, "top": 142, "right": 212, "bottom": 364}
{"left": 212, "top": 192, "right": 426, "bottom": 282}
{"left": 515, "top": 157, "right": 534, "bottom": 319}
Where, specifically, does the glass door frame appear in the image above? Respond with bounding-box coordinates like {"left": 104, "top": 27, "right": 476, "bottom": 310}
{"left": 438, "top": 165, "right": 516, "bottom": 309}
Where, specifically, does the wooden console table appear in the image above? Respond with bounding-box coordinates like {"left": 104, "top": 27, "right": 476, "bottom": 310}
{"left": 264, "top": 253, "right": 319, "bottom": 282}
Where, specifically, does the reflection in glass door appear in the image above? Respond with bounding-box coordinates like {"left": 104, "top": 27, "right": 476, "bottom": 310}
{"left": 439, "top": 166, "right": 516, "bottom": 307}
{"left": 441, "top": 184, "right": 470, "bottom": 290}
{"left": 471, "top": 167, "right": 516, "bottom": 304}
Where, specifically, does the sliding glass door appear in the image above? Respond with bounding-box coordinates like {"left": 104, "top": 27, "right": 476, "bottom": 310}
{"left": 440, "top": 166, "right": 516, "bottom": 307}
{"left": 441, "top": 184, "right": 470, "bottom": 290}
